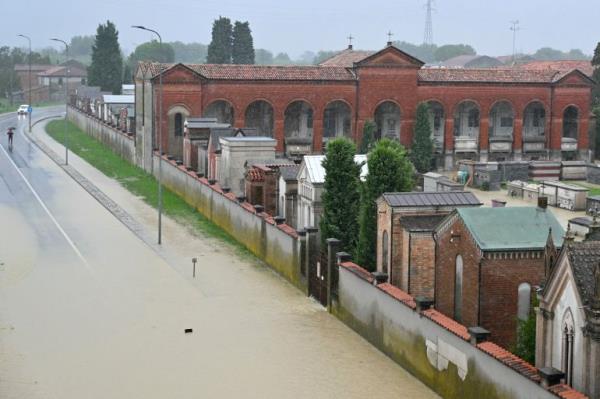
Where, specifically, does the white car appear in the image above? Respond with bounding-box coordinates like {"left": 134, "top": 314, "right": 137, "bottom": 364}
{"left": 17, "top": 104, "right": 29, "bottom": 115}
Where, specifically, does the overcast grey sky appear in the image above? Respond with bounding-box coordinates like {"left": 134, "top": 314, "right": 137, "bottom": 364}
{"left": 2, "top": 0, "right": 597, "bottom": 57}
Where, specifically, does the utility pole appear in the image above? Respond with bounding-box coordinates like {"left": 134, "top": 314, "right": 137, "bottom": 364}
{"left": 424, "top": 0, "right": 434, "bottom": 46}
{"left": 51, "top": 38, "right": 69, "bottom": 165}
{"left": 17, "top": 34, "right": 32, "bottom": 132}
{"left": 510, "top": 20, "right": 520, "bottom": 66}
{"left": 132, "top": 25, "right": 164, "bottom": 245}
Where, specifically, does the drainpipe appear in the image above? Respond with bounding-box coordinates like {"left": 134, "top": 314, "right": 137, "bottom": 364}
{"left": 389, "top": 210, "right": 394, "bottom": 283}
{"left": 407, "top": 232, "right": 412, "bottom": 293}
{"left": 433, "top": 231, "right": 438, "bottom": 304}
{"left": 478, "top": 257, "right": 483, "bottom": 325}
{"left": 354, "top": 69, "right": 360, "bottom": 145}
{"left": 549, "top": 84, "right": 555, "bottom": 158}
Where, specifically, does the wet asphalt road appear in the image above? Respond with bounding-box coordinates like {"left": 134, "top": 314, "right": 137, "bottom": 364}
{"left": 0, "top": 108, "right": 437, "bottom": 399}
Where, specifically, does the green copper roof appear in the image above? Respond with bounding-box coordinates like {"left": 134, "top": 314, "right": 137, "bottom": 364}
{"left": 457, "top": 207, "right": 564, "bottom": 251}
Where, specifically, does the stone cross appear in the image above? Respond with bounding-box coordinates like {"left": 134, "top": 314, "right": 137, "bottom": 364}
{"left": 387, "top": 31, "right": 394, "bottom": 42}
{"left": 347, "top": 34, "right": 354, "bottom": 47}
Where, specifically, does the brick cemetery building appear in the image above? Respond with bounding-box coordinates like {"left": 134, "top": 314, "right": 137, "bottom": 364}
{"left": 244, "top": 159, "right": 297, "bottom": 216}
{"left": 536, "top": 224, "right": 600, "bottom": 397}
{"left": 134, "top": 43, "right": 594, "bottom": 171}
{"left": 376, "top": 191, "right": 481, "bottom": 296}
{"left": 434, "top": 205, "right": 564, "bottom": 349}
{"left": 296, "top": 154, "right": 367, "bottom": 230}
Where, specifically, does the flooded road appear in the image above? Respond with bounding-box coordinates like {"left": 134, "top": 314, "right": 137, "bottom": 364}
{"left": 0, "top": 110, "right": 437, "bottom": 398}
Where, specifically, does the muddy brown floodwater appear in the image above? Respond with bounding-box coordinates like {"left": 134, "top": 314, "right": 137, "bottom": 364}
{"left": 0, "top": 115, "right": 438, "bottom": 398}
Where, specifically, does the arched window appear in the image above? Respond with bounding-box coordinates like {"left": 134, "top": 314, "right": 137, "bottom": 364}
{"left": 517, "top": 283, "right": 531, "bottom": 321}
{"left": 382, "top": 231, "right": 389, "bottom": 275}
{"left": 562, "top": 309, "right": 575, "bottom": 386}
{"left": 562, "top": 106, "right": 579, "bottom": 140}
{"left": 374, "top": 101, "right": 401, "bottom": 141}
{"left": 245, "top": 100, "right": 274, "bottom": 137}
{"left": 204, "top": 100, "right": 234, "bottom": 125}
{"left": 174, "top": 113, "right": 183, "bottom": 137}
{"left": 454, "top": 101, "right": 480, "bottom": 138}
{"left": 454, "top": 255, "right": 463, "bottom": 322}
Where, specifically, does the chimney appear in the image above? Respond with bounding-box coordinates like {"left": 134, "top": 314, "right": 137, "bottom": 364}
{"left": 538, "top": 196, "right": 548, "bottom": 209}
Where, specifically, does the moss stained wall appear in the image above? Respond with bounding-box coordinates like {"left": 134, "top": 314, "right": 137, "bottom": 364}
{"left": 335, "top": 267, "right": 561, "bottom": 399}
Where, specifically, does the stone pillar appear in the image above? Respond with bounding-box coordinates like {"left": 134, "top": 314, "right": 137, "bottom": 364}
{"left": 550, "top": 117, "right": 563, "bottom": 160}
{"left": 312, "top": 118, "right": 323, "bottom": 154}
{"left": 513, "top": 117, "right": 523, "bottom": 161}
{"left": 305, "top": 227, "right": 319, "bottom": 296}
{"left": 444, "top": 117, "right": 454, "bottom": 170}
{"left": 479, "top": 117, "right": 489, "bottom": 162}
{"left": 274, "top": 118, "right": 285, "bottom": 154}
{"left": 326, "top": 238, "right": 341, "bottom": 311}
{"left": 297, "top": 229, "right": 308, "bottom": 293}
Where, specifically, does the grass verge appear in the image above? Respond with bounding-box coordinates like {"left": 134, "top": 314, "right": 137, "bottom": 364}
{"left": 46, "top": 119, "right": 255, "bottom": 258}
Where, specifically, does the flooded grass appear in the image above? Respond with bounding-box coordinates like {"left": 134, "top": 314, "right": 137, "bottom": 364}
{"left": 45, "top": 120, "right": 256, "bottom": 259}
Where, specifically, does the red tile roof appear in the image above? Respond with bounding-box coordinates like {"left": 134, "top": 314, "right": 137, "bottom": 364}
{"left": 517, "top": 60, "right": 594, "bottom": 78}
{"left": 418, "top": 68, "right": 560, "bottom": 84}
{"left": 143, "top": 62, "right": 355, "bottom": 81}
{"left": 477, "top": 341, "right": 540, "bottom": 382}
{"left": 246, "top": 168, "right": 264, "bottom": 182}
{"left": 548, "top": 384, "right": 589, "bottom": 399}
{"left": 377, "top": 283, "right": 416, "bottom": 309}
{"left": 318, "top": 49, "right": 374, "bottom": 67}
{"left": 422, "top": 309, "right": 471, "bottom": 340}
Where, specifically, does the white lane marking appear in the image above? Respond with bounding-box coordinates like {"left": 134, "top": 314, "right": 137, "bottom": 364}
{"left": 0, "top": 140, "right": 94, "bottom": 273}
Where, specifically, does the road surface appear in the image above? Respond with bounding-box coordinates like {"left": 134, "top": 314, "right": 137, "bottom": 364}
{"left": 0, "top": 108, "right": 437, "bottom": 398}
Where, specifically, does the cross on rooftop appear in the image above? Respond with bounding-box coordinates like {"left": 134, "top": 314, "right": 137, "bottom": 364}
{"left": 347, "top": 34, "right": 354, "bottom": 46}
{"left": 387, "top": 31, "right": 394, "bottom": 42}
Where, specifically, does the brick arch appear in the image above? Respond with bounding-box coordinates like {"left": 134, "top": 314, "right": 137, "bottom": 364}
{"left": 489, "top": 99, "right": 516, "bottom": 114}
{"left": 167, "top": 103, "right": 191, "bottom": 116}
{"left": 283, "top": 98, "right": 316, "bottom": 112}
{"left": 371, "top": 99, "right": 403, "bottom": 117}
{"left": 451, "top": 99, "right": 481, "bottom": 116}
{"left": 523, "top": 99, "right": 549, "bottom": 116}
{"left": 561, "top": 103, "right": 581, "bottom": 115}
{"left": 324, "top": 98, "right": 353, "bottom": 112}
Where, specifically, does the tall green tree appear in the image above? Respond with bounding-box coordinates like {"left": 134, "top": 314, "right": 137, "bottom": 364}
{"left": 434, "top": 44, "right": 476, "bottom": 62}
{"left": 169, "top": 41, "right": 207, "bottom": 63}
{"left": 207, "top": 17, "right": 233, "bottom": 64}
{"left": 320, "top": 139, "right": 362, "bottom": 251}
{"left": 255, "top": 49, "right": 274, "bottom": 65}
{"left": 232, "top": 21, "right": 255, "bottom": 64}
{"left": 122, "top": 63, "right": 133, "bottom": 84}
{"left": 356, "top": 139, "right": 413, "bottom": 270}
{"left": 592, "top": 42, "right": 600, "bottom": 106}
{"left": 128, "top": 40, "right": 175, "bottom": 70}
{"left": 88, "top": 21, "right": 123, "bottom": 94}
{"left": 359, "top": 120, "right": 376, "bottom": 154}
{"left": 411, "top": 103, "right": 434, "bottom": 173}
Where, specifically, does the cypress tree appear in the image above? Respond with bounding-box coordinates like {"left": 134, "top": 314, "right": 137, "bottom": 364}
{"left": 232, "top": 21, "right": 255, "bottom": 65}
{"left": 410, "top": 102, "right": 435, "bottom": 173}
{"left": 207, "top": 17, "right": 233, "bottom": 64}
{"left": 592, "top": 42, "right": 600, "bottom": 105}
{"left": 320, "top": 138, "right": 361, "bottom": 252}
{"left": 355, "top": 139, "right": 414, "bottom": 271}
{"left": 88, "top": 21, "right": 123, "bottom": 94}
{"left": 359, "top": 120, "right": 376, "bottom": 154}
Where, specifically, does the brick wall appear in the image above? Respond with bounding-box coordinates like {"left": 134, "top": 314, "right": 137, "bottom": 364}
{"left": 408, "top": 232, "right": 436, "bottom": 298}
{"left": 436, "top": 214, "right": 547, "bottom": 348}
{"left": 480, "top": 252, "right": 544, "bottom": 347}
{"left": 436, "top": 215, "right": 481, "bottom": 330}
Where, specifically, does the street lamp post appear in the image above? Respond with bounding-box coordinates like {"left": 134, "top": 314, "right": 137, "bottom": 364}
{"left": 51, "top": 38, "right": 69, "bottom": 165}
{"left": 132, "top": 25, "right": 163, "bottom": 245}
{"left": 17, "top": 34, "right": 32, "bottom": 133}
